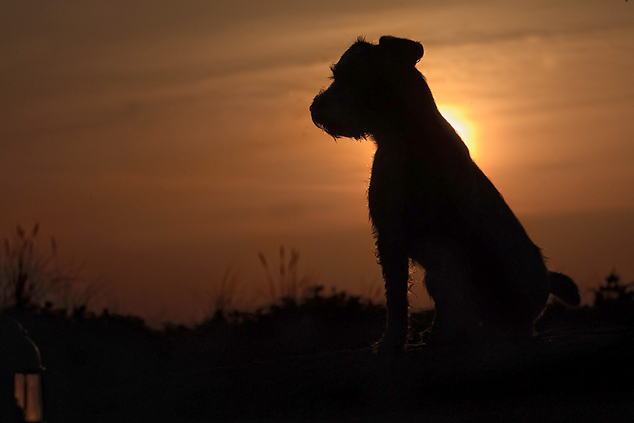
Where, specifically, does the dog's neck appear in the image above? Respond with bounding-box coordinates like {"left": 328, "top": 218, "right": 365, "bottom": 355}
{"left": 371, "top": 72, "right": 472, "bottom": 163}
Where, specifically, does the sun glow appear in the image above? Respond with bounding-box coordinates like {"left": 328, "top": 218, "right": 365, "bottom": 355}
{"left": 438, "top": 105, "right": 478, "bottom": 160}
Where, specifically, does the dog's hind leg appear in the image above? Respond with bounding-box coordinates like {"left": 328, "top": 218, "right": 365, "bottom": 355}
{"left": 415, "top": 237, "right": 484, "bottom": 346}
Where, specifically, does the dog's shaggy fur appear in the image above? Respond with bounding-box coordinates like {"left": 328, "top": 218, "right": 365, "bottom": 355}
{"left": 310, "top": 36, "right": 580, "bottom": 354}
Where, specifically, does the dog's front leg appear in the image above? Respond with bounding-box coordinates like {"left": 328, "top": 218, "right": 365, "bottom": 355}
{"left": 375, "top": 236, "right": 410, "bottom": 354}
{"left": 369, "top": 148, "right": 410, "bottom": 354}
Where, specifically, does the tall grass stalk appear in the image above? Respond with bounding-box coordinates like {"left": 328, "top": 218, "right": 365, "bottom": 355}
{"left": 0, "top": 224, "right": 73, "bottom": 309}
{"left": 205, "top": 265, "right": 240, "bottom": 316}
{"left": 258, "top": 246, "right": 312, "bottom": 303}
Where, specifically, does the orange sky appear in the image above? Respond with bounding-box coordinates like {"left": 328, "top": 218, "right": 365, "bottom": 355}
{"left": 2, "top": 0, "right": 633, "bottom": 323}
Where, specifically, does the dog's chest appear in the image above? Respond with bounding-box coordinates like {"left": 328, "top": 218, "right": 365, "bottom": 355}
{"left": 368, "top": 148, "right": 458, "bottom": 231}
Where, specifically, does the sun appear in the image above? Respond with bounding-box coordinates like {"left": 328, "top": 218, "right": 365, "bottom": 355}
{"left": 437, "top": 105, "right": 478, "bottom": 160}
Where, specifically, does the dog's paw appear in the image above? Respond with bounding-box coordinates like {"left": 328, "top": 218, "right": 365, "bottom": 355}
{"left": 373, "top": 327, "right": 408, "bottom": 356}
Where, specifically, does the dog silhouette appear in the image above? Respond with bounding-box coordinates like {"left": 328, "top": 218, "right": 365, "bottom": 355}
{"left": 310, "top": 36, "right": 579, "bottom": 354}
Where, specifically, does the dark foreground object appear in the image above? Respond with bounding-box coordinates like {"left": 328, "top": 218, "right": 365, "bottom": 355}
{"left": 110, "top": 328, "right": 634, "bottom": 422}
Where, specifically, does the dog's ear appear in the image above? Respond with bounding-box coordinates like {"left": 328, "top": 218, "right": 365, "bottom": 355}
{"left": 378, "top": 36, "right": 424, "bottom": 68}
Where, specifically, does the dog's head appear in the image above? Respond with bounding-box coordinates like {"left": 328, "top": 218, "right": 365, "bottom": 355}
{"left": 310, "top": 36, "right": 424, "bottom": 140}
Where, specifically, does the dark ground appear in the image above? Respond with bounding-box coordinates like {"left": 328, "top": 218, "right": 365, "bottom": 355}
{"left": 5, "top": 283, "right": 634, "bottom": 422}
{"left": 124, "top": 327, "right": 634, "bottom": 422}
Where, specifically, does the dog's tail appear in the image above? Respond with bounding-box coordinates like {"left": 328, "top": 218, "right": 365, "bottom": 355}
{"left": 548, "top": 271, "right": 581, "bottom": 306}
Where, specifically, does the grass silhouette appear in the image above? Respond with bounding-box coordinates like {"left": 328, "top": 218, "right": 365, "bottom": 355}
{"left": 204, "top": 265, "right": 241, "bottom": 318}
{"left": 257, "top": 245, "right": 314, "bottom": 303}
{"left": 3, "top": 272, "right": 633, "bottom": 421}
{"left": 0, "top": 224, "right": 72, "bottom": 310}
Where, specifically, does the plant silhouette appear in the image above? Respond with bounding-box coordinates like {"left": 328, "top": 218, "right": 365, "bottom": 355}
{"left": 258, "top": 246, "right": 313, "bottom": 302}
{"left": 0, "top": 224, "right": 73, "bottom": 310}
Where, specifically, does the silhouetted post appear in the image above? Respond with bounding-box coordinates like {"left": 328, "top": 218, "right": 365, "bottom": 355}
{"left": 0, "top": 318, "right": 44, "bottom": 422}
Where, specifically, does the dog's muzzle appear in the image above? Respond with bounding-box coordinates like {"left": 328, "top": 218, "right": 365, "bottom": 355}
{"left": 309, "top": 95, "right": 327, "bottom": 130}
